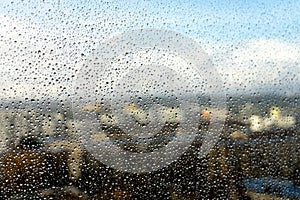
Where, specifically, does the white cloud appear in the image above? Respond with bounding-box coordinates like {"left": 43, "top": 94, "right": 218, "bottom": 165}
{"left": 214, "top": 39, "right": 300, "bottom": 94}
{"left": 0, "top": 16, "right": 97, "bottom": 99}
{"left": 0, "top": 15, "right": 299, "bottom": 99}
{"left": 229, "top": 39, "right": 300, "bottom": 63}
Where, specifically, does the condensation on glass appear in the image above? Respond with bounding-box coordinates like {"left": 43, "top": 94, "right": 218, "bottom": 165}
{"left": 0, "top": 0, "right": 299, "bottom": 199}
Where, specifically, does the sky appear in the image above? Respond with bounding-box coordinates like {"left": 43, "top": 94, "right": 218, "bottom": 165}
{"left": 0, "top": 0, "right": 299, "bottom": 99}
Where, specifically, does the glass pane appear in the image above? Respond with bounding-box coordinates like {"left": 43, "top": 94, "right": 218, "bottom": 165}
{"left": 0, "top": 0, "right": 299, "bottom": 199}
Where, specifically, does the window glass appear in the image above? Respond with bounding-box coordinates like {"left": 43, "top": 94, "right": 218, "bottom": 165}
{"left": 0, "top": 0, "right": 299, "bottom": 199}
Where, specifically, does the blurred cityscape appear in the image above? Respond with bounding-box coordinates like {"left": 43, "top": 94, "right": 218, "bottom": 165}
{"left": 0, "top": 94, "right": 299, "bottom": 199}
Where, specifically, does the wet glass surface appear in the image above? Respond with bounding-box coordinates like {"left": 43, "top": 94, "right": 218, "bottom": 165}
{"left": 0, "top": 0, "right": 299, "bottom": 199}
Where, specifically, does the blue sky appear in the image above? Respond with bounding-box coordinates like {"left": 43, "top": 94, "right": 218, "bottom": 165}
{"left": 1, "top": 0, "right": 300, "bottom": 42}
{"left": 0, "top": 0, "right": 299, "bottom": 98}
